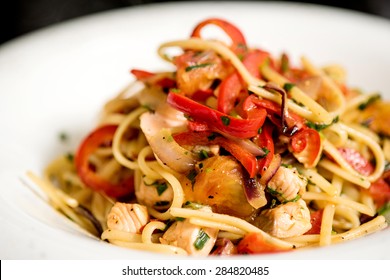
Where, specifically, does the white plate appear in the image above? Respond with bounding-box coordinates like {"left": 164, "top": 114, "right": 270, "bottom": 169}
{"left": 0, "top": 1, "right": 389, "bottom": 259}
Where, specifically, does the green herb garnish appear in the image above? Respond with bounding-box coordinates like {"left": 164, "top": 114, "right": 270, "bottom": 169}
{"left": 185, "top": 63, "right": 213, "bottom": 72}
{"left": 193, "top": 229, "right": 210, "bottom": 250}
{"left": 306, "top": 116, "right": 339, "bottom": 131}
{"left": 199, "top": 150, "right": 209, "bottom": 160}
{"left": 283, "top": 82, "right": 295, "bottom": 92}
{"left": 220, "top": 116, "right": 231, "bottom": 126}
{"left": 358, "top": 94, "right": 381, "bottom": 110}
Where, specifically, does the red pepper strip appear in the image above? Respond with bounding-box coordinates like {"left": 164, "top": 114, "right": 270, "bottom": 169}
{"left": 191, "top": 18, "right": 247, "bottom": 55}
{"left": 243, "top": 94, "right": 306, "bottom": 130}
{"left": 190, "top": 88, "right": 214, "bottom": 102}
{"left": 75, "top": 125, "right": 134, "bottom": 198}
{"left": 167, "top": 91, "right": 266, "bottom": 139}
{"left": 217, "top": 73, "right": 242, "bottom": 114}
{"left": 174, "top": 131, "right": 258, "bottom": 178}
{"left": 253, "top": 122, "right": 274, "bottom": 175}
{"left": 218, "top": 50, "right": 270, "bottom": 114}
{"left": 290, "top": 128, "right": 322, "bottom": 168}
{"left": 130, "top": 69, "right": 176, "bottom": 89}
{"left": 237, "top": 232, "right": 291, "bottom": 254}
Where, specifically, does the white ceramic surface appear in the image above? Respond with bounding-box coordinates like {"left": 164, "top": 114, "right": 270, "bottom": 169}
{"left": 0, "top": 1, "right": 389, "bottom": 259}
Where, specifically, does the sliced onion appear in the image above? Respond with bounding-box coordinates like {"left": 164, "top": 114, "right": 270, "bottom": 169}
{"left": 259, "top": 153, "right": 281, "bottom": 186}
{"left": 263, "top": 82, "right": 289, "bottom": 135}
{"left": 243, "top": 176, "right": 267, "bottom": 209}
{"left": 219, "top": 131, "right": 265, "bottom": 157}
{"left": 296, "top": 76, "right": 322, "bottom": 100}
{"left": 140, "top": 112, "right": 197, "bottom": 173}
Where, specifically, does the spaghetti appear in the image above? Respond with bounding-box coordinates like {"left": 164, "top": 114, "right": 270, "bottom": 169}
{"left": 29, "top": 18, "right": 390, "bottom": 256}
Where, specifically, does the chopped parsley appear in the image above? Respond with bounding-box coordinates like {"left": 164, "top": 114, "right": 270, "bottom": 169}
{"left": 65, "top": 152, "right": 74, "bottom": 162}
{"left": 198, "top": 150, "right": 209, "bottom": 160}
{"left": 262, "top": 147, "right": 270, "bottom": 156}
{"left": 193, "top": 229, "right": 210, "bottom": 250}
{"left": 283, "top": 82, "right": 295, "bottom": 92}
{"left": 184, "top": 201, "right": 204, "bottom": 210}
{"left": 358, "top": 94, "right": 381, "bottom": 110}
{"left": 156, "top": 182, "right": 168, "bottom": 196}
{"left": 306, "top": 116, "right": 339, "bottom": 131}
{"left": 144, "top": 180, "right": 168, "bottom": 196}
{"left": 185, "top": 63, "right": 214, "bottom": 72}
{"left": 186, "top": 169, "right": 198, "bottom": 187}
{"left": 378, "top": 202, "right": 390, "bottom": 223}
{"left": 170, "top": 88, "right": 181, "bottom": 93}
{"left": 207, "top": 132, "right": 218, "bottom": 141}
{"left": 220, "top": 116, "right": 231, "bottom": 126}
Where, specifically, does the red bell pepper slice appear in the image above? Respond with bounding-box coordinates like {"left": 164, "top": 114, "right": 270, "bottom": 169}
{"left": 191, "top": 18, "right": 247, "bottom": 55}
{"left": 217, "top": 72, "right": 242, "bottom": 114}
{"left": 243, "top": 94, "right": 306, "bottom": 130}
{"left": 253, "top": 122, "right": 274, "bottom": 175}
{"left": 167, "top": 91, "right": 266, "bottom": 139}
{"left": 75, "top": 125, "right": 134, "bottom": 198}
{"left": 130, "top": 69, "right": 176, "bottom": 89}
{"left": 218, "top": 50, "right": 270, "bottom": 114}
{"left": 173, "top": 131, "right": 258, "bottom": 178}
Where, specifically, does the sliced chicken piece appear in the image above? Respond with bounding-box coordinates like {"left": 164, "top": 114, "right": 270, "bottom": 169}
{"left": 267, "top": 166, "right": 307, "bottom": 203}
{"left": 135, "top": 179, "right": 174, "bottom": 211}
{"left": 107, "top": 202, "right": 149, "bottom": 233}
{"left": 160, "top": 206, "right": 218, "bottom": 256}
{"left": 255, "top": 199, "right": 312, "bottom": 238}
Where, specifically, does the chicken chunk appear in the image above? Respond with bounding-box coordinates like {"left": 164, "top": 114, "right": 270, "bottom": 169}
{"left": 135, "top": 179, "right": 174, "bottom": 211}
{"left": 160, "top": 207, "right": 218, "bottom": 256}
{"left": 255, "top": 199, "right": 312, "bottom": 238}
{"left": 267, "top": 166, "right": 307, "bottom": 203}
{"left": 107, "top": 202, "right": 149, "bottom": 233}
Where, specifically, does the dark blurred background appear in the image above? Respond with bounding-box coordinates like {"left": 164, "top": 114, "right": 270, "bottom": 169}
{"left": 1, "top": 0, "right": 390, "bottom": 45}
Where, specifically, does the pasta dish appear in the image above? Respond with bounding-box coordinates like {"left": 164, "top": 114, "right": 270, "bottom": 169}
{"left": 28, "top": 18, "right": 390, "bottom": 256}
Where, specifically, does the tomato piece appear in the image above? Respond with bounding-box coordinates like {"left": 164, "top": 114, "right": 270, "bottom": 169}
{"left": 75, "top": 125, "right": 134, "bottom": 198}
{"left": 290, "top": 128, "right": 322, "bottom": 168}
{"left": 305, "top": 210, "right": 323, "bottom": 235}
{"left": 367, "top": 178, "right": 390, "bottom": 208}
{"left": 167, "top": 91, "right": 266, "bottom": 139}
{"left": 237, "top": 232, "right": 291, "bottom": 254}
{"left": 174, "top": 131, "right": 259, "bottom": 178}
{"left": 337, "top": 147, "right": 374, "bottom": 176}
{"left": 191, "top": 18, "right": 247, "bottom": 55}
{"left": 174, "top": 50, "right": 230, "bottom": 97}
